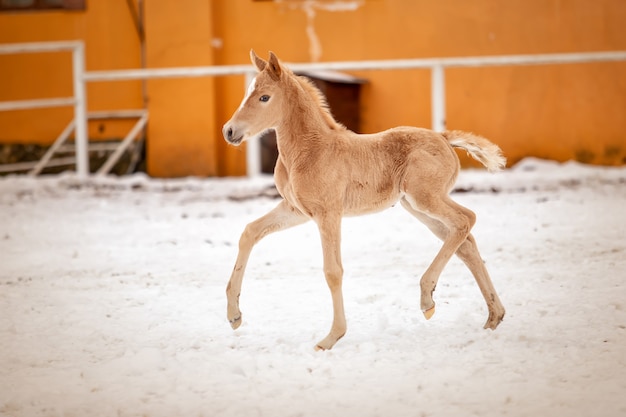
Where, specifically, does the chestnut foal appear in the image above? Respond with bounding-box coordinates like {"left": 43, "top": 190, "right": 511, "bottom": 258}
{"left": 223, "top": 51, "right": 505, "bottom": 350}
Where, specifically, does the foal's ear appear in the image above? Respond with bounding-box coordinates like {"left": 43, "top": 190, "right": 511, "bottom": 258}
{"left": 267, "top": 51, "right": 282, "bottom": 81}
{"left": 250, "top": 49, "right": 267, "bottom": 72}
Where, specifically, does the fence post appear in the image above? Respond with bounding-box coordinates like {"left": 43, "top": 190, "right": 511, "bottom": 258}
{"left": 244, "top": 71, "right": 261, "bottom": 177}
{"left": 431, "top": 64, "right": 446, "bottom": 132}
{"left": 72, "top": 41, "right": 89, "bottom": 178}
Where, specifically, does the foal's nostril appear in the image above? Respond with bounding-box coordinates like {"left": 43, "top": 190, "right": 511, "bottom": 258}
{"left": 227, "top": 127, "right": 233, "bottom": 140}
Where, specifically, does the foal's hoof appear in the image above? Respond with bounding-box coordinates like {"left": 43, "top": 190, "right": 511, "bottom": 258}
{"left": 314, "top": 332, "right": 344, "bottom": 351}
{"left": 229, "top": 314, "right": 242, "bottom": 330}
{"left": 314, "top": 340, "right": 334, "bottom": 351}
{"left": 423, "top": 305, "right": 436, "bottom": 320}
{"left": 483, "top": 309, "right": 505, "bottom": 330}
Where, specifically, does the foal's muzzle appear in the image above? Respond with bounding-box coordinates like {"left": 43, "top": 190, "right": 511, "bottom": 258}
{"left": 223, "top": 124, "right": 244, "bottom": 145}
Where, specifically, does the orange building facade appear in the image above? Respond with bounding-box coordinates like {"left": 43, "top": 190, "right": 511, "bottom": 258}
{"left": 1, "top": 0, "right": 625, "bottom": 177}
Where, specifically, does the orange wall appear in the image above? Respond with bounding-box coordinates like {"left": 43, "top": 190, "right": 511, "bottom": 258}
{"left": 0, "top": 0, "right": 219, "bottom": 177}
{"left": 1, "top": 0, "right": 625, "bottom": 177}
{"left": 213, "top": 0, "right": 626, "bottom": 170}
{"left": 0, "top": 1, "right": 143, "bottom": 143}
{"left": 143, "top": 1, "right": 218, "bottom": 177}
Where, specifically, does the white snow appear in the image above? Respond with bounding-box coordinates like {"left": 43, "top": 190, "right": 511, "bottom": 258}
{"left": 1, "top": 158, "right": 625, "bottom": 417}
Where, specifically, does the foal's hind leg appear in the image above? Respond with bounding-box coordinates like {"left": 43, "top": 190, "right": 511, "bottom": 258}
{"left": 456, "top": 234, "right": 505, "bottom": 329}
{"left": 401, "top": 194, "right": 476, "bottom": 319}
{"left": 400, "top": 198, "right": 505, "bottom": 329}
{"left": 226, "top": 200, "right": 308, "bottom": 330}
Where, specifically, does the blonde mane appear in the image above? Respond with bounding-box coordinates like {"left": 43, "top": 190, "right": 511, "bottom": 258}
{"left": 293, "top": 73, "right": 346, "bottom": 131}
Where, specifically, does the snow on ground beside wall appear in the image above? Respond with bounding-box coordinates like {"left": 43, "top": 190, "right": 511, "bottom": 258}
{"left": 0, "top": 158, "right": 625, "bottom": 417}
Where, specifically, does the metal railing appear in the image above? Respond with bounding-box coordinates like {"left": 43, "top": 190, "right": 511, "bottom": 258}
{"left": 0, "top": 41, "right": 88, "bottom": 176}
{"left": 2, "top": 40, "right": 626, "bottom": 177}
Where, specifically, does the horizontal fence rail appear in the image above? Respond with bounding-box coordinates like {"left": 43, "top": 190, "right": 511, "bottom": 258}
{"left": 0, "top": 97, "right": 76, "bottom": 112}
{"left": 2, "top": 40, "right": 626, "bottom": 177}
{"left": 84, "top": 50, "right": 626, "bottom": 82}
{"left": 0, "top": 40, "right": 82, "bottom": 54}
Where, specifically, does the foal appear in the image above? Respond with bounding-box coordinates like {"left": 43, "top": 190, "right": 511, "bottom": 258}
{"left": 223, "top": 50, "right": 506, "bottom": 350}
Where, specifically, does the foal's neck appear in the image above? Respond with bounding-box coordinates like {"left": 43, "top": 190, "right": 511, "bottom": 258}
{"left": 276, "top": 75, "right": 342, "bottom": 153}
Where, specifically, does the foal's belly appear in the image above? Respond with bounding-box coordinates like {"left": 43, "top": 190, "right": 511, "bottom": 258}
{"left": 342, "top": 185, "right": 402, "bottom": 216}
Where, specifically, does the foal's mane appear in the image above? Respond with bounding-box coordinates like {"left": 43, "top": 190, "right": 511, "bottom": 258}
{"left": 291, "top": 71, "right": 346, "bottom": 131}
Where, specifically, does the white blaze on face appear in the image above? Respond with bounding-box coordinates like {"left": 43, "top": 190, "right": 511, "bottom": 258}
{"left": 238, "top": 76, "right": 257, "bottom": 110}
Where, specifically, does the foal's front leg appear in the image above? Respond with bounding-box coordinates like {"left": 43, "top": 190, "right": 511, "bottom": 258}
{"left": 226, "top": 200, "right": 308, "bottom": 329}
{"left": 313, "top": 213, "right": 346, "bottom": 351}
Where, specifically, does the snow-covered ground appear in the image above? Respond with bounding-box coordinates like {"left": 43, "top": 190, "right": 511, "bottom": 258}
{"left": 1, "top": 158, "right": 625, "bottom": 417}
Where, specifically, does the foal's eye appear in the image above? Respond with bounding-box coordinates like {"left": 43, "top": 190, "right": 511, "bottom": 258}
{"left": 259, "top": 95, "right": 270, "bottom": 102}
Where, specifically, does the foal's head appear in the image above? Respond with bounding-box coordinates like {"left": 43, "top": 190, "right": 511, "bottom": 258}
{"left": 223, "top": 50, "right": 343, "bottom": 146}
{"left": 222, "top": 50, "right": 287, "bottom": 145}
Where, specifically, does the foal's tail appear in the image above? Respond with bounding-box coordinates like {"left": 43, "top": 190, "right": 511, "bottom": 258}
{"left": 443, "top": 130, "right": 507, "bottom": 172}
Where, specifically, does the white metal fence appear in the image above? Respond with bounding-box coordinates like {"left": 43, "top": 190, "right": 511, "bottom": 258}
{"left": 1, "top": 40, "right": 625, "bottom": 177}
{"left": 0, "top": 41, "right": 88, "bottom": 176}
